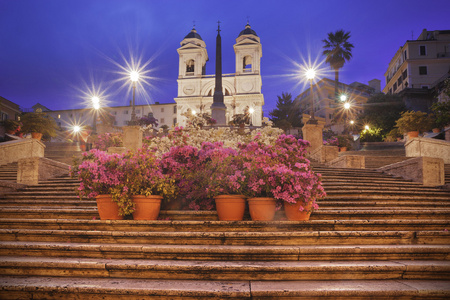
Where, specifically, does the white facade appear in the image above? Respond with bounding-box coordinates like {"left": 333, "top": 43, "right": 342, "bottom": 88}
{"left": 175, "top": 24, "right": 264, "bottom": 126}
{"left": 46, "top": 103, "right": 177, "bottom": 131}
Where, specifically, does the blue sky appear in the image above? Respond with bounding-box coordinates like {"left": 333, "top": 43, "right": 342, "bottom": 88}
{"left": 1, "top": 0, "right": 449, "bottom": 115}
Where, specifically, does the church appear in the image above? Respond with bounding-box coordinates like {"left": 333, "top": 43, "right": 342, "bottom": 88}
{"left": 175, "top": 23, "right": 264, "bottom": 126}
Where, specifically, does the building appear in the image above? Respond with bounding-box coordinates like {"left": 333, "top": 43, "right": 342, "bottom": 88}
{"left": 175, "top": 23, "right": 264, "bottom": 126}
{"left": 0, "top": 96, "right": 21, "bottom": 121}
{"left": 295, "top": 78, "right": 380, "bottom": 132}
{"left": 44, "top": 103, "right": 177, "bottom": 131}
{"left": 383, "top": 29, "right": 450, "bottom": 111}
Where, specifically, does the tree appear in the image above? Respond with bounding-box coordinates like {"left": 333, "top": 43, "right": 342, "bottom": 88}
{"left": 269, "top": 92, "right": 302, "bottom": 129}
{"left": 322, "top": 29, "right": 354, "bottom": 101}
{"left": 357, "top": 93, "right": 405, "bottom": 138}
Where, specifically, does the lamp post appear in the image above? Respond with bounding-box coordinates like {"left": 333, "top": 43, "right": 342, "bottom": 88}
{"left": 249, "top": 107, "right": 254, "bottom": 126}
{"left": 130, "top": 70, "right": 139, "bottom": 125}
{"left": 340, "top": 94, "right": 347, "bottom": 102}
{"left": 305, "top": 68, "right": 318, "bottom": 125}
{"left": 91, "top": 96, "right": 100, "bottom": 135}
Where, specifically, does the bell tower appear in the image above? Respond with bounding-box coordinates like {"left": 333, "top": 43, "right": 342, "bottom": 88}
{"left": 177, "top": 27, "right": 208, "bottom": 80}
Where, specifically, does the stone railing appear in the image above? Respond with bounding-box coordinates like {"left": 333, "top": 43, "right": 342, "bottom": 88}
{"left": 17, "top": 157, "right": 70, "bottom": 185}
{"left": 405, "top": 137, "right": 450, "bottom": 164}
{"left": 378, "top": 157, "right": 444, "bottom": 187}
{"left": 309, "top": 145, "right": 338, "bottom": 163}
{"left": 0, "top": 139, "right": 45, "bottom": 165}
{"left": 326, "top": 155, "right": 365, "bottom": 169}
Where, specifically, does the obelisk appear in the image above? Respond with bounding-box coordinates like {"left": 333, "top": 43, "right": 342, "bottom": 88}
{"left": 210, "top": 21, "right": 227, "bottom": 125}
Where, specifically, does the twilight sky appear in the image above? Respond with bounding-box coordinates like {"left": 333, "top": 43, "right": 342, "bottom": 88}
{"left": 1, "top": 0, "right": 449, "bottom": 115}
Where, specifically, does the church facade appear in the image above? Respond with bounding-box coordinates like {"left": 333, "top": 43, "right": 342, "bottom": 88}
{"left": 175, "top": 24, "right": 264, "bottom": 126}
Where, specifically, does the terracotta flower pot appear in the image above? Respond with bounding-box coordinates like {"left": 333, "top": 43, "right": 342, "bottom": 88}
{"left": 284, "top": 201, "right": 313, "bottom": 221}
{"left": 407, "top": 131, "right": 419, "bottom": 139}
{"left": 31, "top": 132, "right": 43, "bottom": 140}
{"left": 96, "top": 194, "right": 123, "bottom": 220}
{"left": 432, "top": 128, "right": 441, "bottom": 133}
{"left": 214, "top": 195, "right": 246, "bottom": 221}
{"left": 131, "top": 195, "right": 162, "bottom": 220}
{"left": 248, "top": 197, "right": 276, "bottom": 221}
{"left": 339, "top": 147, "right": 347, "bottom": 152}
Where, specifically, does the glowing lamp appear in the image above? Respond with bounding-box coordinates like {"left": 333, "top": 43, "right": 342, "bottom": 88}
{"left": 305, "top": 68, "right": 316, "bottom": 80}
{"left": 130, "top": 71, "right": 140, "bottom": 82}
{"left": 249, "top": 107, "right": 255, "bottom": 114}
{"left": 73, "top": 125, "right": 81, "bottom": 133}
{"left": 344, "top": 102, "right": 351, "bottom": 109}
{"left": 364, "top": 125, "right": 370, "bottom": 130}
{"left": 340, "top": 94, "right": 347, "bottom": 102}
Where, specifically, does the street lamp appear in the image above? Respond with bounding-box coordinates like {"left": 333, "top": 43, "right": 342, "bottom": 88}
{"left": 130, "top": 70, "right": 140, "bottom": 125}
{"left": 91, "top": 96, "right": 100, "bottom": 134}
{"left": 249, "top": 107, "right": 255, "bottom": 126}
{"left": 305, "top": 68, "right": 318, "bottom": 125}
{"left": 343, "top": 102, "right": 351, "bottom": 110}
{"left": 350, "top": 120, "right": 355, "bottom": 125}
{"left": 364, "top": 125, "right": 370, "bottom": 130}
{"left": 340, "top": 94, "right": 347, "bottom": 102}
{"left": 73, "top": 125, "right": 81, "bottom": 133}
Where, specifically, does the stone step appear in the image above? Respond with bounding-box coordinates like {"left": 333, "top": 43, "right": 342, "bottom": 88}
{"left": 1, "top": 256, "right": 449, "bottom": 281}
{"left": 319, "top": 201, "right": 450, "bottom": 208}
{"left": 0, "top": 200, "right": 96, "bottom": 207}
{"left": 1, "top": 228, "right": 448, "bottom": 245}
{"left": 0, "top": 207, "right": 449, "bottom": 221}
{"left": 1, "top": 218, "right": 448, "bottom": 232}
{"left": 1, "top": 277, "right": 448, "bottom": 299}
{"left": 1, "top": 241, "right": 449, "bottom": 261}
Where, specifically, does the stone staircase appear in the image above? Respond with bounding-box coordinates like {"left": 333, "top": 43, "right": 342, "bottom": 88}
{"left": 0, "top": 166, "right": 449, "bottom": 298}
{"left": 0, "top": 163, "right": 17, "bottom": 182}
{"left": 43, "top": 142, "right": 83, "bottom": 165}
{"left": 446, "top": 164, "right": 450, "bottom": 185}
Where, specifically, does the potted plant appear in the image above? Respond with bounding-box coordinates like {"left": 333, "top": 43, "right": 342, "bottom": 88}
{"left": 21, "top": 112, "right": 57, "bottom": 140}
{"left": 395, "top": 111, "right": 433, "bottom": 139}
{"left": 431, "top": 101, "right": 450, "bottom": 131}
{"left": 116, "top": 149, "right": 177, "bottom": 220}
{"left": 1, "top": 119, "right": 21, "bottom": 135}
{"left": 71, "top": 149, "right": 126, "bottom": 220}
{"left": 240, "top": 135, "right": 326, "bottom": 221}
{"left": 201, "top": 143, "right": 247, "bottom": 221}
{"left": 337, "top": 135, "right": 352, "bottom": 152}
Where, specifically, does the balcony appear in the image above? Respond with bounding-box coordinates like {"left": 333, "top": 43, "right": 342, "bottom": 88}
{"left": 437, "top": 52, "right": 450, "bottom": 58}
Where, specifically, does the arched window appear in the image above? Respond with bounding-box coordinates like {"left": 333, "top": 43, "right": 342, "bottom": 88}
{"left": 186, "top": 60, "right": 195, "bottom": 74}
{"left": 225, "top": 89, "right": 230, "bottom": 96}
{"left": 243, "top": 55, "right": 252, "bottom": 72}
{"left": 207, "top": 89, "right": 212, "bottom": 96}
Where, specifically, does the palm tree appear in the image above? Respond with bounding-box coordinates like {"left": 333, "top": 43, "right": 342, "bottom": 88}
{"left": 322, "top": 29, "right": 354, "bottom": 101}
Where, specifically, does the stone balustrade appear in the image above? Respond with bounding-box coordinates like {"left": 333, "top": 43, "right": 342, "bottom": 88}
{"left": 17, "top": 157, "right": 70, "bottom": 185}
{"left": 309, "top": 145, "right": 339, "bottom": 163}
{"left": 405, "top": 137, "right": 450, "bottom": 164}
{"left": 378, "top": 156, "right": 445, "bottom": 186}
{"left": 0, "top": 139, "right": 45, "bottom": 166}
{"left": 326, "top": 155, "right": 365, "bottom": 169}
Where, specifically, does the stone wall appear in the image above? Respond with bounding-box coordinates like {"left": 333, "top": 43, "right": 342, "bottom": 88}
{"left": 405, "top": 137, "right": 450, "bottom": 163}
{"left": 17, "top": 157, "right": 70, "bottom": 185}
{"left": 0, "top": 139, "right": 45, "bottom": 166}
{"left": 378, "top": 157, "right": 445, "bottom": 187}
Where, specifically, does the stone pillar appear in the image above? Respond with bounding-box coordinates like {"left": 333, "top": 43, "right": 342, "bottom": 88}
{"left": 302, "top": 123, "right": 324, "bottom": 153}
{"left": 17, "top": 157, "right": 70, "bottom": 185}
{"left": 123, "top": 126, "right": 142, "bottom": 152}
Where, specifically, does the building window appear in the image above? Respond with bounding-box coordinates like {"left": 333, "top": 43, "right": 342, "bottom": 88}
{"left": 389, "top": 88, "right": 392, "bottom": 94}
{"left": 419, "top": 66, "right": 427, "bottom": 75}
{"left": 402, "top": 69, "right": 407, "bottom": 80}
{"left": 173, "top": 118, "right": 177, "bottom": 125}
{"left": 422, "top": 86, "right": 429, "bottom": 89}
{"left": 124, "top": 110, "right": 129, "bottom": 114}
{"left": 70, "top": 113, "right": 73, "bottom": 117}
{"left": 397, "top": 77, "right": 402, "bottom": 85}
{"left": 114, "top": 121, "right": 117, "bottom": 125}
{"left": 419, "top": 45, "right": 426, "bottom": 56}
{"left": 161, "top": 108, "right": 164, "bottom": 113}
{"left": 173, "top": 106, "right": 177, "bottom": 114}
{"left": 404, "top": 50, "right": 407, "bottom": 60}
{"left": 161, "top": 118, "right": 165, "bottom": 124}
{"left": 393, "top": 82, "right": 397, "bottom": 90}
{"left": 113, "top": 111, "right": 117, "bottom": 115}
{"left": 148, "top": 112, "right": 154, "bottom": 118}
{"left": 57, "top": 114, "right": 61, "bottom": 119}
{"left": 186, "top": 60, "right": 194, "bottom": 73}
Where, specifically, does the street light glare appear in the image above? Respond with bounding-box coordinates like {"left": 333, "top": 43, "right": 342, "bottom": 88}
{"left": 249, "top": 107, "right": 255, "bottom": 114}
{"left": 344, "top": 102, "right": 351, "bottom": 109}
{"left": 340, "top": 94, "right": 347, "bottom": 102}
{"left": 73, "top": 125, "right": 81, "bottom": 133}
{"left": 305, "top": 68, "right": 316, "bottom": 80}
{"left": 364, "top": 125, "right": 370, "bottom": 130}
{"left": 192, "top": 110, "right": 196, "bottom": 115}
{"left": 350, "top": 120, "right": 355, "bottom": 125}
{"left": 91, "top": 96, "right": 99, "bottom": 104}
{"left": 130, "top": 70, "right": 140, "bottom": 82}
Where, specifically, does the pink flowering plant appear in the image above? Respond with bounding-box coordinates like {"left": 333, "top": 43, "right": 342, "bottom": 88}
{"left": 71, "top": 148, "right": 176, "bottom": 216}
{"left": 239, "top": 135, "right": 326, "bottom": 212}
